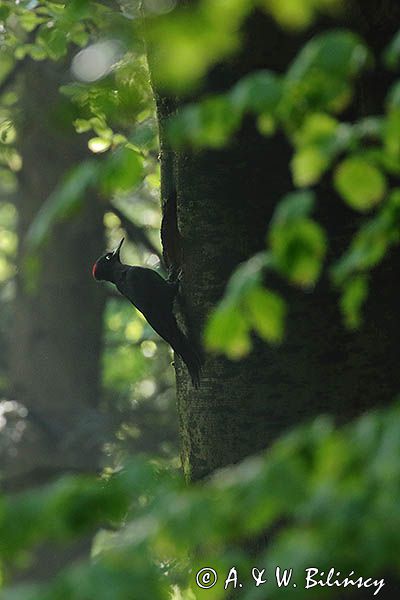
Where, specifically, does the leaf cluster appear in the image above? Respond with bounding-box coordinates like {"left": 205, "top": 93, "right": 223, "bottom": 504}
{"left": 1, "top": 401, "right": 399, "bottom": 598}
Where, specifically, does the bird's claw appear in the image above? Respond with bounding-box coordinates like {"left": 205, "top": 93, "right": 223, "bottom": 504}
{"left": 166, "top": 265, "right": 183, "bottom": 284}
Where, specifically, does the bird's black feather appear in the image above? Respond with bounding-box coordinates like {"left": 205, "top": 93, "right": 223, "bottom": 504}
{"left": 93, "top": 240, "right": 201, "bottom": 387}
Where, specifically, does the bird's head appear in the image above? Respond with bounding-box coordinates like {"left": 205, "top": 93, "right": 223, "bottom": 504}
{"left": 92, "top": 237, "right": 124, "bottom": 282}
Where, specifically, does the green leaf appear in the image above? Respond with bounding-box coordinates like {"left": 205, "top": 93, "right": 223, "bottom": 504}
{"left": 0, "top": 4, "right": 10, "bottom": 21}
{"left": 332, "top": 230, "right": 388, "bottom": 285}
{"left": 225, "top": 252, "right": 269, "bottom": 300}
{"left": 100, "top": 147, "right": 144, "bottom": 195}
{"left": 383, "top": 107, "right": 400, "bottom": 168}
{"left": 386, "top": 82, "right": 400, "bottom": 110}
{"left": 340, "top": 275, "right": 369, "bottom": 330}
{"left": 204, "top": 253, "right": 282, "bottom": 356}
{"left": 63, "top": 0, "right": 91, "bottom": 22}
{"left": 19, "top": 12, "right": 45, "bottom": 32}
{"left": 69, "top": 26, "right": 89, "bottom": 47}
{"left": 146, "top": 1, "right": 250, "bottom": 92}
{"left": 244, "top": 286, "right": 286, "bottom": 343}
{"left": 204, "top": 301, "right": 251, "bottom": 359}
{"left": 353, "top": 116, "right": 383, "bottom": 141}
{"left": 74, "top": 119, "right": 92, "bottom": 133}
{"left": 37, "top": 26, "right": 68, "bottom": 60}
{"left": 26, "top": 161, "right": 99, "bottom": 249}
{"left": 287, "top": 30, "right": 369, "bottom": 82}
{"left": 283, "top": 30, "right": 369, "bottom": 116}
{"left": 131, "top": 121, "right": 158, "bottom": 150}
{"left": 261, "top": 0, "right": 315, "bottom": 30}
{"left": 168, "top": 96, "right": 240, "bottom": 148}
{"left": 0, "top": 169, "right": 17, "bottom": 194}
{"left": 334, "top": 245, "right": 374, "bottom": 288}
{"left": 271, "top": 190, "right": 316, "bottom": 226}
{"left": 229, "top": 70, "right": 282, "bottom": 115}
{"left": 27, "top": 44, "right": 47, "bottom": 61}
{"left": 334, "top": 157, "right": 387, "bottom": 211}
{"left": 257, "top": 114, "right": 276, "bottom": 136}
{"left": 294, "top": 113, "right": 339, "bottom": 146}
{"left": 88, "top": 137, "right": 111, "bottom": 153}
{"left": 291, "top": 112, "right": 352, "bottom": 163}
{"left": 196, "top": 96, "right": 241, "bottom": 147}
{"left": 291, "top": 146, "right": 329, "bottom": 187}
{"left": 270, "top": 218, "right": 327, "bottom": 287}
{"left": 332, "top": 189, "right": 400, "bottom": 284}
{"left": 383, "top": 29, "right": 400, "bottom": 70}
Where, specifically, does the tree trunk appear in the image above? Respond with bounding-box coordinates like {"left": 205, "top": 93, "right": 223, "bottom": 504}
{"left": 6, "top": 59, "right": 106, "bottom": 491}
{"left": 153, "top": 2, "right": 400, "bottom": 481}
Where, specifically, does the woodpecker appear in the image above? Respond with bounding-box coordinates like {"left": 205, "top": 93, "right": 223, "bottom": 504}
{"left": 92, "top": 238, "right": 201, "bottom": 387}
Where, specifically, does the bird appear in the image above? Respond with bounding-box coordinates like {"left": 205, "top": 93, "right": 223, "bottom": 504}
{"left": 92, "top": 238, "right": 201, "bottom": 387}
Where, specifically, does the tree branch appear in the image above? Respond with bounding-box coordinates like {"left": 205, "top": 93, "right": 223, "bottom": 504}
{"left": 107, "top": 203, "right": 163, "bottom": 263}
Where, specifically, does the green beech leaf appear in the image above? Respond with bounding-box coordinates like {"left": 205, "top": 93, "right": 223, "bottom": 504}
{"left": 291, "top": 146, "right": 329, "bottom": 187}
{"left": 270, "top": 218, "right": 327, "bottom": 287}
{"left": 271, "top": 190, "right": 316, "bottom": 226}
{"left": 334, "top": 157, "right": 387, "bottom": 211}
{"left": 0, "top": 4, "right": 10, "bottom": 21}
{"left": 295, "top": 113, "right": 339, "bottom": 147}
{"left": 37, "top": 26, "right": 68, "bottom": 59}
{"left": 287, "top": 30, "right": 369, "bottom": 82}
{"left": 383, "top": 29, "right": 400, "bottom": 70}
{"left": 340, "top": 275, "right": 369, "bottom": 330}
{"left": 261, "top": 0, "right": 315, "bottom": 30}
{"left": 284, "top": 30, "right": 369, "bottom": 115}
{"left": 332, "top": 189, "right": 400, "bottom": 284}
{"left": 168, "top": 96, "right": 240, "bottom": 148}
{"left": 204, "top": 301, "right": 251, "bottom": 359}
{"left": 100, "top": 147, "right": 144, "bottom": 195}
{"left": 244, "top": 286, "right": 286, "bottom": 343}
{"left": 229, "top": 70, "right": 282, "bottom": 115}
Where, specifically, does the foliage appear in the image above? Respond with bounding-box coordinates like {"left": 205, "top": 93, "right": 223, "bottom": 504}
{"left": 187, "top": 28, "right": 400, "bottom": 356}
{"left": 205, "top": 253, "right": 282, "bottom": 358}
{"left": 1, "top": 1, "right": 400, "bottom": 594}
{"left": 1, "top": 0, "right": 396, "bottom": 357}
{"left": 0, "top": 0, "right": 179, "bottom": 460}
{"left": 205, "top": 190, "right": 326, "bottom": 357}
{"left": 0, "top": 400, "right": 399, "bottom": 598}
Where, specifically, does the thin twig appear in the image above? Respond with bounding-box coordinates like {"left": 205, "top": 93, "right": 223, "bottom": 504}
{"left": 107, "top": 203, "right": 163, "bottom": 262}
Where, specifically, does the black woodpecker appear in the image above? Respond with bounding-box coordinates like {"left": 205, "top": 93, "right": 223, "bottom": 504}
{"left": 92, "top": 238, "right": 201, "bottom": 387}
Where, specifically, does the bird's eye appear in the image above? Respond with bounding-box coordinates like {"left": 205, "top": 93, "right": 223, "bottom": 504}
{"left": 105, "top": 254, "right": 111, "bottom": 261}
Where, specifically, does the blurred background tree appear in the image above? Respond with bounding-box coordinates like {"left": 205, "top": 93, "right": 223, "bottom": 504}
{"left": 9, "top": 57, "right": 105, "bottom": 485}
{"left": 0, "top": 0, "right": 400, "bottom": 597}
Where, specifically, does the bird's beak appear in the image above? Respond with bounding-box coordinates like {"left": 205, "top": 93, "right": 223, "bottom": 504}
{"left": 113, "top": 237, "right": 124, "bottom": 261}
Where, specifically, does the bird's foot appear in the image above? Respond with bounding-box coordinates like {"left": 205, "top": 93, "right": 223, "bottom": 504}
{"left": 166, "top": 265, "right": 183, "bottom": 284}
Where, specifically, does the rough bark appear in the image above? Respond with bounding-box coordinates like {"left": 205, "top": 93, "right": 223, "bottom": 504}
{"left": 152, "top": 2, "right": 400, "bottom": 481}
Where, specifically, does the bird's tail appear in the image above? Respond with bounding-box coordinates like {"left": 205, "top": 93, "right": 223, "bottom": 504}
{"left": 172, "top": 328, "right": 203, "bottom": 388}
